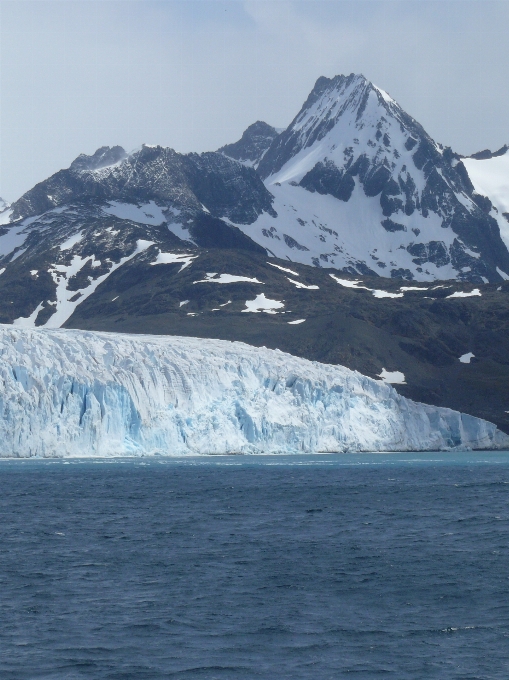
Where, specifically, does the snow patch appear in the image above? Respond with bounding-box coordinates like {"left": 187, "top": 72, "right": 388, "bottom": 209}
{"left": 286, "top": 277, "right": 319, "bottom": 290}
{"left": 373, "top": 85, "right": 396, "bottom": 104}
{"left": 330, "top": 274, "right": 402, "bottom": 298}
{"left": 372, "top": 290, "right": 404, "bottom": 299}
{"left": 446, "top": 289, "right": 481, "bottom": 298}
{"left": 463, "top": 153, "right": 509, "bottom": 251}
{"left": 44, "top": 239, "right": 154, "bottom": 328}
{"left": 242, "top": 293, "right": 284, "bottom": 314}
{"left": 150, "top": 252, "right": 197, "bottom": 272}
{"left": 288, "top": 319, "right": 306, "bottom": 325}
{"left": 102, "top": 200, "right": 166, "bottom": 226}
{"left": 378, "top": 369, "right": 406, "bottom": 385}
{"left": 194, "top": 273, "right": 263, "bottom": 284}
{"left": 267, "top": 262, "right": 300, "bottom": 276}
{"left": 59, "top": 232, "right": 83, "bottom": 251}
{"left": 10, "top": 247, "right": 27, "bottom": 262}
{"left": 459, "top": 352, "right": 475, "bottom": 364}
{"left": 329, "top": 274, "right": 370, "bottom": 290}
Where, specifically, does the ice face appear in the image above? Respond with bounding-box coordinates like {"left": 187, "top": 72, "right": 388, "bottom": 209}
{"left": 0, "top": 327, "right": 506, "bottom": 458}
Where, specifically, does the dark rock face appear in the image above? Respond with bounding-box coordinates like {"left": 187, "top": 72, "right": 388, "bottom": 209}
{"left": 283, "top": 234, "right": 309, "bottom": 251}
{"left": 189, "top": 213, "right": 266, "bottom": 252}
{"left": 299, "top": 161, "right": 355, "bottom": 202}
{"left": 382, "top": 219, "right": 406, "bottom": 233}
{"left": 407, "top": 241, "right": 450, "bottom": 267}
{"left": 185, "top": 152, "right": 276, "bottom": 224}
{"left": 468, "top": 144, "right": 508, "bottom": 160}
{"left": 218, "top": 121, "right": 280, "bottom": 168}
{"left": 11, "top": 145, "right": 275, "bottom": 225}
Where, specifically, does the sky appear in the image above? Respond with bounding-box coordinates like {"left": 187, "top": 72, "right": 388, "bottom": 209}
{"left": 1, "top": 0, "right": 508, "bottom": 202}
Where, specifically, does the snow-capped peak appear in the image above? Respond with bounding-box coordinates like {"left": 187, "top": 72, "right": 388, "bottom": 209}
{"left": 258, "top": 73, "right": 426, "bottom": 183}
{"left": 242, "top": 73, "right": 509, "bottom": 283}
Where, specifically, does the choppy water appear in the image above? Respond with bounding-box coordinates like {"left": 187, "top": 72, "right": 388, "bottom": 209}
{"left": 1, "top": 452, "right": 509, "bottom": 679}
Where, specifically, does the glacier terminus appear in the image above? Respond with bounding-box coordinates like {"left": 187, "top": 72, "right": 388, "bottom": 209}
{"left": 0, "top": 326, "right": 507, "bottom": 457}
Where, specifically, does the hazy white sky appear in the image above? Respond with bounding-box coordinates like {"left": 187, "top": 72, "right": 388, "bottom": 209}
{"left": 1, "top": 0, "right": 508, "bottom": 201}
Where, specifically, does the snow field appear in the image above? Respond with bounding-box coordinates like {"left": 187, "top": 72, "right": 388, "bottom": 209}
{"left": 242, "top": 293, "right": 284, "bottom": 313}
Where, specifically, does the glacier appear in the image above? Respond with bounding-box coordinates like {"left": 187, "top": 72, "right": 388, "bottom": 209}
{"left": 0, "top": 326, "right": 507, "bottom": 458}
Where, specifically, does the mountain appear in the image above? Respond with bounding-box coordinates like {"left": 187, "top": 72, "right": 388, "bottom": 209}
{"left": 0, "top": 73, "right": 508, "bottom": 438}
{"left": 0, "top": 144, "right": 273, "bottom": 328}
{"left": 217, "top": 121, "right": 280, "bottom": 168}
{"left": 239, "top": 74, "right": 509, "bottom": 282}
{"left": 1, "top": 326, "right": 506, "bottom": 457}
{"left": 10, "top": 144, "right": 275, "bottom": 227}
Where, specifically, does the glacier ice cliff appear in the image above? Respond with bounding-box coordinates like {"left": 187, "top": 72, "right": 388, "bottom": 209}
{"left": 0, "top": 326, "right": 507, "bottom": 457}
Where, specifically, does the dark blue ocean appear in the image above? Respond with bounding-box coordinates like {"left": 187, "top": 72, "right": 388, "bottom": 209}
{"left": 1, "top": 453, "right": 509, "bottom": 680}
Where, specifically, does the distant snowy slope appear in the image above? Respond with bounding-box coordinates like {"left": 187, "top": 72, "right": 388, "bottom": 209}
{"left": 462, "top": 147, "right": 509, "bottom": 252}
{"left": 0, "top": 327, "right": 506, "bottom": 457}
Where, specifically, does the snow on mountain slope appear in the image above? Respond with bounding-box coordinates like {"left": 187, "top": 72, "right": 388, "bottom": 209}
{"left": 0, "top": 145, "right": 269, "bottom": 326}
{"left": 0, "top": 198, "right": 181, "bottom": 327}
{"left": 462, "top": 147, "right": 509, "bottom": 251}
{"left": 0, "top": 327, "right": 506, "bottom": 457}
{"left": 229, "top": 180, "right": 459, "bottom": 278}
{"left": 238, "top": 74, "right": 509, "bottom": 282}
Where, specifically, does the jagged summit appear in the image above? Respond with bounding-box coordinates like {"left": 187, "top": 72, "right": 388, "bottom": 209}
{"left": 257, "top": 73, "right": 407, "bottom": 180}
{"left": 218, "top": 121, "right": 280, "bottom": 168}
{"left": 70, "top": 145, "right": 127, "bottom": 173}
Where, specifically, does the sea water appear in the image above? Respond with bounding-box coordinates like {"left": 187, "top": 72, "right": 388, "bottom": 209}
{"left": 1, "top": 452, "right": 508, "bottom": 679}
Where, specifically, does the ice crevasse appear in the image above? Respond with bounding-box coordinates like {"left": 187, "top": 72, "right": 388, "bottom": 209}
{"left": 0, "top": 326, "right": 507, "bottom": 457}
